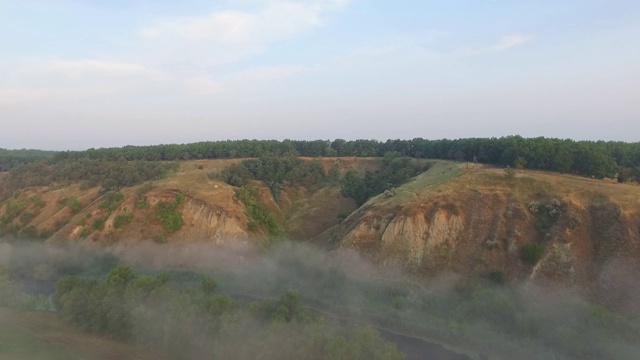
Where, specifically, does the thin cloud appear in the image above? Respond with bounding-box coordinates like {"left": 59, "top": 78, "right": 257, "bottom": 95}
{"left": 456, "top": 34, "right": 533, "bottom": 57}
{"left": 140, "top": 11, "right": 255, "bottom": 44}
{"left": 487, "top": 34, "right": 532, "bottom": 52}
{"left": 136, "top": 0, "right": 349, "bottom": 67}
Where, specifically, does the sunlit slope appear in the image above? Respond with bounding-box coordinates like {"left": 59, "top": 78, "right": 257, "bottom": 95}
{"left": 328, "top": 162, "right": 640, "bottom": 311}
{"left": 0, "top": 158, "right": 373, "bottom": 244}
{"left": 3, "top": 158, "right": 640, "bottom": 311}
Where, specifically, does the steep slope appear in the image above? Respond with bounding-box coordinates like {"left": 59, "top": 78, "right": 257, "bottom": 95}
{"left": 325, "top": 163, "right": 640, "bottom": 311}
{"left": 3, "top": 158, "right": 640, "bottom": 310}
{"left": 0, "top": 158, "right": 370, "bottom": 244}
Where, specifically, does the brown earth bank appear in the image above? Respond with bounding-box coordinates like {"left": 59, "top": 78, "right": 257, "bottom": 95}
{"left": 2, "top": 158, "right": 640, "bottom": 311}
{"left": 0, "top": 158, "right": 377, "bottom": 244}
{"left": 323, "top": 163, "right": 640, "bottom": 313}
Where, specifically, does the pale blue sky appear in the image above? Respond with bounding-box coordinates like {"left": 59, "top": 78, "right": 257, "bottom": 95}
{"left": 1, "top": 0, "right": 639, "bottom": 150}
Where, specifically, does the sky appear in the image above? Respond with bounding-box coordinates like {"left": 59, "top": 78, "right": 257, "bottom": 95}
{"left": 1, "top": 0, "right": 639, "bottom": 150}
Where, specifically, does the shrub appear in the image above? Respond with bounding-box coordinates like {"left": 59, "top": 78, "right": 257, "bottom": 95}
{"left": 488, "top": 270, "right": 506, "bottom": 284}
{"left": 4, "top": 198, "right": 28, "bottom": 221}
{"left": 20, "top": 225, "right": 39, "bottom": 239}
{"left": 135, "top": 196, "right": 149, "bottom": 209}
{"left": 68, "top": 198, "right": 82, "bottom": 213}
{"left": 520, "top": 243, "right": 544, "bottom": 265}
{"left": 341, "top": 155, "right": 428, "bottom": 206}
{"left": 155, "top": 193, "right": 185, "bottom": 233}
{"left": 504, "top": 166, "right": 516, "bottom": 179}
{"left": 92, "top": 215, "right": 108, "bottom": 230}
{"left": 100, "top": 192, "right": 124, "bottom": 212}
{"left": 336, "top": 212, "right": 350, "bottom": 223}
{"left": 235, "top": 185, "right": 282, "bottom": 236}
{"left": 113, "top": 212, "right": 134, "bottom": 229}
{"left": 80, "top": 227, "right": 91, "bottom": 238}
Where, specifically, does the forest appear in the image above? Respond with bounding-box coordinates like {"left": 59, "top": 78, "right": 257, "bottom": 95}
{"left": 3, "top": 137, "right": 640, "bottom": 182}
{"left": 0, "top": 148, "right": 56, "bottom": 172}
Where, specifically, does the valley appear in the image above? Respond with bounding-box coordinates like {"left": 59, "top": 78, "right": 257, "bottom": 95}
{"left": 1, "top": 148, "right": 640, "bottom": 360}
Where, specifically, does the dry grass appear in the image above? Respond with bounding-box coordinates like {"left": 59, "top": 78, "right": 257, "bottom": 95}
{"left": 477, "top": 167, "right": 640, "bottom": 210}
{"left": 152, "top": 159, "right": 244, "bottom": 210}
{"left": 386, "top": 161, "right": 464, "bottom": 205}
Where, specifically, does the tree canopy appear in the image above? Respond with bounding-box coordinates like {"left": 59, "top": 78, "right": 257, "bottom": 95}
{"left": 48, "top": 137, "right": 640, "bottom": 180}
{"left": 4, "top": 137, "right": 640, "bottom": 183}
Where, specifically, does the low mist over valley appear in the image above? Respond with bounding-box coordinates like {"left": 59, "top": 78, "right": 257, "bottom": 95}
{"left": 1, "top": 138, "right": 640, "bottom": 359}
{"left": 3, "top": 1, "right": 639, "bottom": 358}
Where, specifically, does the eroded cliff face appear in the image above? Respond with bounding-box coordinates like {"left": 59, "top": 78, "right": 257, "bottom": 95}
{"left": 0, "top": 159, "right": 357, "bottom": 245}
{"left": 46, "top": 187, "right": 249, "bottom": 244}
{"left": 329, "top": 167, "right": 640, "bottom": 312}
{"left": 3, "top": 160, "right": 640, "bottom": 311}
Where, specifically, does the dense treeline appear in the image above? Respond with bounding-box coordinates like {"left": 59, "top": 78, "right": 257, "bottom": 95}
{"left": 51, "top": 137, "right": 640, "bottom": 180}
{"left": 219, "top": 156, "right": 331, "bottom": 199}
{"left": 341, "top": 152, "right": 430, "bottom": 206}
{"left": 0, "top": 159, "right": 177, "bottom": 194}
{"left": 220, "top": 154, "right": 427, "bottom": 207}
{"left": 52, "top": 265, "right": 405, "bottom": 360}
{"left": 0, "top": 148, "right": 56, "bottom": 171}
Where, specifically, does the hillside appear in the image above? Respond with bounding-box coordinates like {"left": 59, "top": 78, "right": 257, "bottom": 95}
{"left": 0, "top": 158, "right": 379, "bottom": 245}
{"left": 1, "top": 157, "right": 640, "bottom": 311}
{"left": 323, "top": 162, "right": 640, "bottom": 312}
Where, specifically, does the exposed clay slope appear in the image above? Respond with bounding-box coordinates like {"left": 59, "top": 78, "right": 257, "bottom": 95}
{"left": 0, "top": 158, "right": 368, "bottom": 244}
{"left": 3, "top": 158, "right": 640, "bottom": 310}
{"left": 327, "top": 163, "right": 640, "bottom": 311}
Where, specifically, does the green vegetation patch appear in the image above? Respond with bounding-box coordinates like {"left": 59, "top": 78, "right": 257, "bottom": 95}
{"left": 99, "top": 192, "right": 124, "bottom": 212}
{"left": 30, "top": 195, "right": 46, "bottom": 209}
{"left": 1, "top": 159, "right": 177, "bottom": 194}
{"left": 221, "top": 156, "right": 327, "bottom": 200}
{"left": 342, "top": 153, "right": 432, "bottom": 206}
{"left": 387, "top": 161, "right": 461, "bottom": 205}
{"left": 51, "top": 265, "right": 405, "bottom": 360}
{"left": 113, "top": 212, "right": 134, "bottom": 229}
{"left": 92, "top": 214, "right": 108, "bottom": 230}
{"left": 520, "top": 243, "right": 544, "bottom": 265}
{"left": 4, "top": 197, "right": 29, "bottom": 221}
{"left": 399, "top": 161, "right": 460, "bottom": 192}
{"left": 135, "top": 196, "right": 149, "bottom": 209}
{"left": 235, "top": 185, "right": 282, "bottom": 236}
{"left": 155, "top": 192, "right": 185, "bottom": 233}
{"left": 58, "top": 197, "right": 82, "bottom": 213}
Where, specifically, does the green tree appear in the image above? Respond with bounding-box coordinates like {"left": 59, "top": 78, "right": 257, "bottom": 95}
{"left": 504, "top": 166, "right": 516, "bottom": 179}
{"left": 107, "top": 265, "right": 135, "bottom": 287}
{"left": 514, "top": 156, "right": 527, "bottom": 169}
{"left": 520, "top": 243, "right": 544, "bottom": 265}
